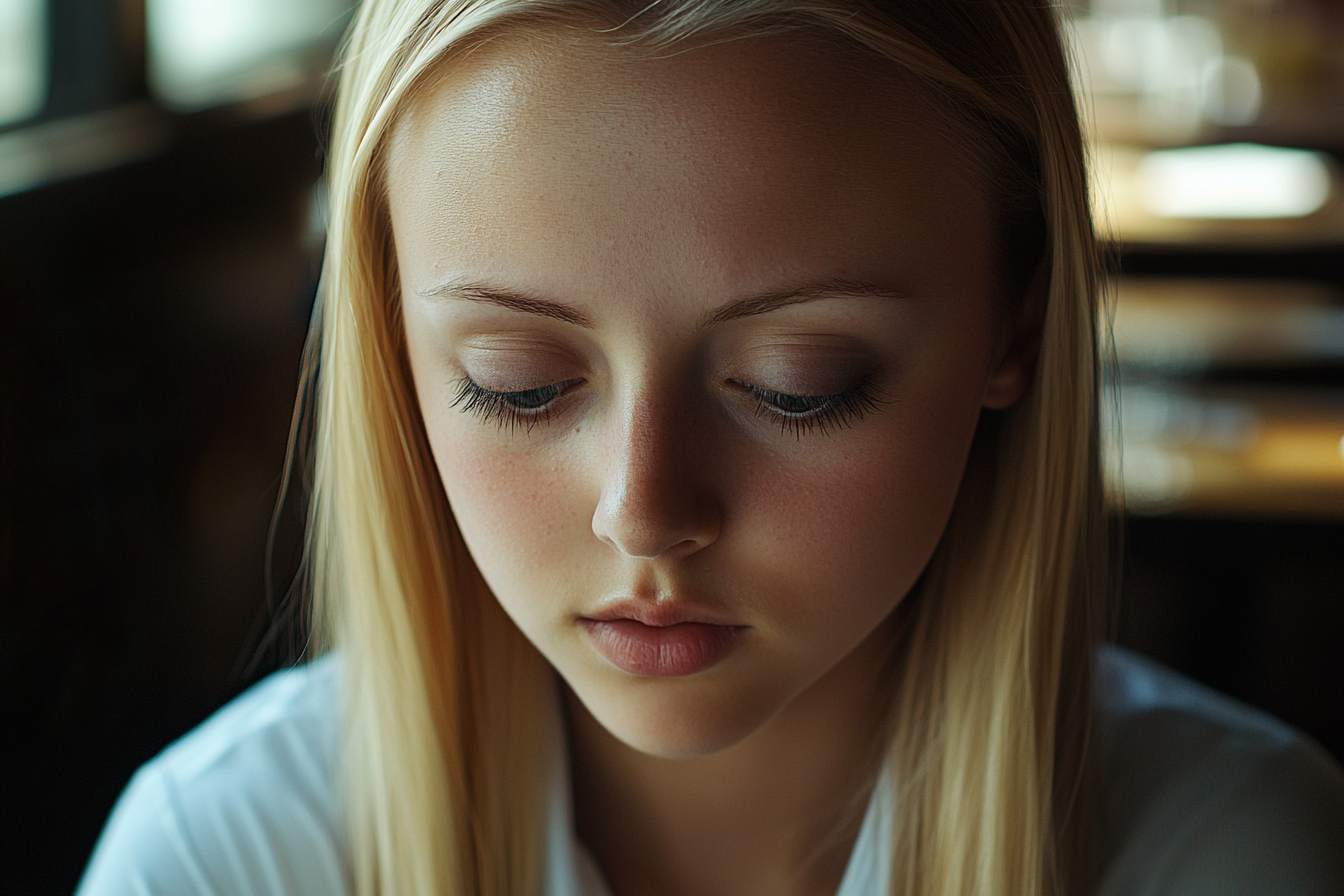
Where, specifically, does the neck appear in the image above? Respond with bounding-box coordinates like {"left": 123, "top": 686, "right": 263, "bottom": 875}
{"left": 567, "top": 623, "right": 894, "bottom": 896}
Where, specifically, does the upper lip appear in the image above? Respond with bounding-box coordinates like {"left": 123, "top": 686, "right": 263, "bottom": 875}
{"left": 581, "top": 600, "right": 742, "bottom": 628}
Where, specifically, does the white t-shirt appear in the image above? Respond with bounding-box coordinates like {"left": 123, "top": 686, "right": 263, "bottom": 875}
{"left": 76, "top": 645, "right": 1344, "bottom": 896}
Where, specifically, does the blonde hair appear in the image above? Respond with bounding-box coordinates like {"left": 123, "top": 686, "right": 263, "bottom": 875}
{"left": 298, "top": 1, "right": 1105, "bottom": 894}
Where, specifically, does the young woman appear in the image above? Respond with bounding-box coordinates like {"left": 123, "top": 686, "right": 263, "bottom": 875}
{"left": 78, "top": 1, "right": 1344, "bottom": 894}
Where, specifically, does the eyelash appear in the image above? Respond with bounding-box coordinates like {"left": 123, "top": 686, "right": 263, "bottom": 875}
{"left": 451, "top": 377, "right": 581, "bottom": 432}
{"left": 452, "top": 376, "right": 886, "bottom": 437}
{"left": 731, "top": 379, "right": 887, "bottom": 439}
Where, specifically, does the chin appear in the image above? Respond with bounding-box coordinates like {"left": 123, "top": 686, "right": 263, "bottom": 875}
{"left": 570, "top": 673, "right": 784, "bottom": 759}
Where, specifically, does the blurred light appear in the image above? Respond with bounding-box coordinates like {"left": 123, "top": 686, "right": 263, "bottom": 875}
{"left": 0, "top": 0, "right": 45, "bottom": 126}
{"left": 1112, "top": 385, "right": 1260, "bottom": 452}
{"left": 147, "top": 0, "right": 352, "bottom": 110}
{"left": 1069, "top": 8, "right": 1258, "bottom": 138}
{"left": 1201, "top": 56, "right": 1261, "bottom": 126}
{"left": 1138, "top": 144, "right": 1331, "bottom": 219}
{"left": 1110, "top": 279, "right": 1344, "bottom": 372}
{"left": 1111, "top": 442, "right": 1196, "bottom": 508}
{"left": 1102, "top": 382, "right": 1344, "bottom": 515}
{"left": 0, "top": 104, "right": 170, "bottom": 197}
{"left": 1252, "top": 426, "right": 1344, "bottom": 479}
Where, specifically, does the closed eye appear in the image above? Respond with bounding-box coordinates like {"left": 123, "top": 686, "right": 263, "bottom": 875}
{"left": 452, "top": 377, "right": 583, "bottom": 431}
{"left": 731, "top": 378, "right": 887, "bottom": 438}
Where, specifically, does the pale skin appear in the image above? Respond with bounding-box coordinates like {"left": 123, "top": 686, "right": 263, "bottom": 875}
{"left": 388, "top": 29, "right": 1037, "bottom": 896}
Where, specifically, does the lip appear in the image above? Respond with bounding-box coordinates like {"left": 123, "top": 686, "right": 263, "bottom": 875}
{"left": 579, "top": 601, "right": 745, "bottom": 677}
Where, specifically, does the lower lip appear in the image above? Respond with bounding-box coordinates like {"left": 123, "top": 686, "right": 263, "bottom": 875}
{"left": 580, "top": 619, "right": 744, "bottom": 677}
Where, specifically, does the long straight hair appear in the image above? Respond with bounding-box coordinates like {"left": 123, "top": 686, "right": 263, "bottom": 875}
{"left": 299, "top": 2, "right": 1106, "bottom": 894}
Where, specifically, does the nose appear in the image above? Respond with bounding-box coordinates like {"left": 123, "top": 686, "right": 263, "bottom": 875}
{"left": 591, "top": 393, "right": 721, "bottom": 560}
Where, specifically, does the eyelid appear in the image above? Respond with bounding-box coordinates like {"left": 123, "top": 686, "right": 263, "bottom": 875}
{"left": 459, "top": 333, "right": 573, "bottom": 352}
{"left": 727, "top": 355, "right": 876, "bottom": 398}
{"left": 730, "top": 377, "right": 887, "bottom": 439}
{"left": 726, "top": 333, "right": 874, "bottom": 359}
{"left": 452, "top": 376, "right": 583, "bottom": 432}
{"left": 457, "top": 340, "right": 586, "bottom": 393}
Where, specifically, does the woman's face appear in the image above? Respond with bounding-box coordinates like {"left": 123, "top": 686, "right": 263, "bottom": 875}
{"left": 389, "top": 31, "right": 1031, "bottom": 758}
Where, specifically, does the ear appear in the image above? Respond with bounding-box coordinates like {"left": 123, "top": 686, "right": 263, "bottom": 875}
{"left": 981, "top": 255, "right": 1048, "bottom": 410}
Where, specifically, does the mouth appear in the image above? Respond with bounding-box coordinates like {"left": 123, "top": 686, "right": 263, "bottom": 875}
{"left": 579, "top": 602, "right": 745, "bottom": 677}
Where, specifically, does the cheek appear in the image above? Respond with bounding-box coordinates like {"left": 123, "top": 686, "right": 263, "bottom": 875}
{"left": 424, "top": 414, "right": 595, "bottom": 607}
{"left": 404, "top": 328, "right": 591, "bottom": 604}
{"left": 732, "top": 377, "right": 985, "bottom": 640}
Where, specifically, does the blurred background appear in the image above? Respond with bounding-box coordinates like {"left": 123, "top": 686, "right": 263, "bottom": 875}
{"left": 0, "top": 0, "right": 1341, "bottom": 891}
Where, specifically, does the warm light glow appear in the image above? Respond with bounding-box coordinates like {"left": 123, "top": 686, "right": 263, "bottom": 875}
{"left": 1138, "top": 143, "right": 1332, "bottom": 219}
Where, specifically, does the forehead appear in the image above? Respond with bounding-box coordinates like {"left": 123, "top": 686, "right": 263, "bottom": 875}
{"left": 385, "top": 28, "right": 992, "bottom": 303}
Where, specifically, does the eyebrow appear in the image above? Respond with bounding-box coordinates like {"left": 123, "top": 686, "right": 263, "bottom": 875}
{"left": 420, "top": 281, "right": 594, "bottom": 327}
{"left": 702, "top": 280, "right": 911, "bottom": 326}
{"left": 419, "top": 278, "right": 910, "bottom": 329}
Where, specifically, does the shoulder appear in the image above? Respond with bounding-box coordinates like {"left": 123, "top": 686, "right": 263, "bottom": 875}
{"left": 1094, "top": 644, "right": 1344, "bottom": 896}
{"left": 77, "top": 654, "right": 348, "bottom": 896}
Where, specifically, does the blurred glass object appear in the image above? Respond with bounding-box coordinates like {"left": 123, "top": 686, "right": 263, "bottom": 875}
{"left": 0, "top": 0, "right": 46, "bottom": 126}
{"left": 1137, "top": 143, "right": 1331, "bottom": 218}
{"left": 1068, "top": 0, "right": 1344, "bottom": 147}
{"left": 147, "top": 0, "right": 353, "bottom": 110}
{"left": 1203, "top": 55, "right": 1262, "bottom": 126}
{"left": 1070, "top": 0, "right": 1261, "bottom": 140}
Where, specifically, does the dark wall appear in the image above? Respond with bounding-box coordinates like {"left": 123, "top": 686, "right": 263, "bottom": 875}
{"left": 1117, "top": 517, "right": 1344, "bottom": 768}
{"left": 1, "top": 110, "right": 321, "bottom": 895}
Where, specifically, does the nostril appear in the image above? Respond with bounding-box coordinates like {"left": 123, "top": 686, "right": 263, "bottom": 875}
{"left": 589, "top": 398, "right": 721, "bottom": 559}
{"left": 590, "top": 464, "right": 719, "bottom": 560}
